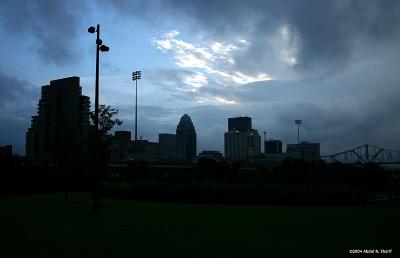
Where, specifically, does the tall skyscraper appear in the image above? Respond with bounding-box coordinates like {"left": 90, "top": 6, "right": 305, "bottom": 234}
{"left": 228, "top": 117, "right": 251, "bottom": 133}
{"left": 159, "top": 133, "right": 176, "bottom": 161}
{"left": 26, "top": 77, "right": 90, "bottom": 161}
{"left": 176, "top": 114, "right": 197, "bottom": 161}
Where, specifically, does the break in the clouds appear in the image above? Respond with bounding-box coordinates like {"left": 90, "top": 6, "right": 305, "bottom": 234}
{"left": 152, "top": 30, "right": 271, "bottom": 88}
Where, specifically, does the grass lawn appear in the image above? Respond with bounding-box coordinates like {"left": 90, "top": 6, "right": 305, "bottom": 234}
{"left": 0, "top": 193, "right": 398, "bottom": 258}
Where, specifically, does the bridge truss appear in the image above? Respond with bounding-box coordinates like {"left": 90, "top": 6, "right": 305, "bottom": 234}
{"left": 321, "top": 144, "right": 400, "bottom": 164}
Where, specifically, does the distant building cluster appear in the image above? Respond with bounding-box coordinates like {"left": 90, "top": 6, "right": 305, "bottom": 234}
{"left": 24, "top": 76, "right": 321, "bottom": 165}
{"left": 109, "top": 114, "right": 197, "bottom": 163}
{"left": 109, "top": 131, "right": 159, "bottom": 162}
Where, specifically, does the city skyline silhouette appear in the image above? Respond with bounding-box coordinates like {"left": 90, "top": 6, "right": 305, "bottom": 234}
{"left": 1, "top": 0, "right": 400, "bottom": 157}
{"left": 1, "top": 2, "right": 400, "bottom": 257}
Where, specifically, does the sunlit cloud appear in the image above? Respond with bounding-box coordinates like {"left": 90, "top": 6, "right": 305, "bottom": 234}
{"left": 277, "top": 25, "right": 298, "bottom": 66}
{"left": 210, "top": 69, "right": 271, "bottom": 85}
{"left": 214, "top": 96, "right": 237, "bottom": 105}
{"left": 152, "top": 30, "right": 272, "bottom": 94}
{"left": 182, "top": 72, "right": 208, "bottom": 88}
{"left": 210, "top": 42, "right": 237, "bottom": 55}
{"left": 195, "top": 96, "right": 238, "bottom": 105}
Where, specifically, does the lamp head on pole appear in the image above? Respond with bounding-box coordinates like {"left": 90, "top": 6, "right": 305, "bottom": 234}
{"left": 99, "top": 45, "right": 110, "bottom": 52}
{"left": 88, "top": 26, "right": 96, "bottom": 33}
{"left": 132, "top": 71, "right": 142, "bottom": 81}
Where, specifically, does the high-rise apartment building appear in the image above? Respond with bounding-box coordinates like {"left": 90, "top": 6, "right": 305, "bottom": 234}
{"left": 176, "top": 114, "right": 197, "bottom": 162}
{"left": 26, "top": 77, "right": 90, "bottom": 161}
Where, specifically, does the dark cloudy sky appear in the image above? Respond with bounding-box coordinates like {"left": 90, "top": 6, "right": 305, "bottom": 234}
{"left": 1, "top": 0, "right": 400, "bottom": 155}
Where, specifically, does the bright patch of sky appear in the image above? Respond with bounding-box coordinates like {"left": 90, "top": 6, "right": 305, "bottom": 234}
{"left": 152, "top": 30, "right": 272, "bottom": 91}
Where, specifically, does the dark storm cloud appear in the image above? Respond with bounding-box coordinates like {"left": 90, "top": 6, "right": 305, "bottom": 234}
{"left": 0, "top": 72, "right": 39, "bottom": 153}
{"left": 0, "top": 0, "right": 88, "bottom": 66}
{"left": 155, "top": 0, "right": 400, "bottom": 75}
{"left": 0, "top": 72, "right": 38, "bottom": 110}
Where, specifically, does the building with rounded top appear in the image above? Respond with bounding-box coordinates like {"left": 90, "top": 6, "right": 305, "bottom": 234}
{"left": 176, "top": 114, "right": 197, "bottom": 162}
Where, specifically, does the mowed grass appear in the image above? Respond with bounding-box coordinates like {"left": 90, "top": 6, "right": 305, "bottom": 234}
{"left": 0, "top": 193, "right": 398, "bottom": 258}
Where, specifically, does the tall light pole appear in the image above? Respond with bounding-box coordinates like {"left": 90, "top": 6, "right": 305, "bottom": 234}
{"left": 295, "top": 120, "right": 302, "bottom": 144}
{"left": 132, "top": 71, "right": 142, "bottom": 160}
{"left": 88, "top": 24, "right": 109, "bottom": 211}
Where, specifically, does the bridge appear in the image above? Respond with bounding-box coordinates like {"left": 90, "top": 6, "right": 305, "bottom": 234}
{"left": 321, "top": 144, "right": 400, "bottom": 164}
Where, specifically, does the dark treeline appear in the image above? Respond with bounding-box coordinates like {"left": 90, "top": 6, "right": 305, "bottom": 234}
{"left": 2, "top": 156, "right": 398, "bottom": 205}
{"left": 101, "top": 159, "right": 399, "bottom": 205}
{"left": 0, "top": 157, "right": 92, "bottom": 197}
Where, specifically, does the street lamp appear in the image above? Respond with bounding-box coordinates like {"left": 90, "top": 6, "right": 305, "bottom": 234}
{"left": 132, "top": 71, "right": 142, "bottom": 160}
{"left": 88, "top": 24, "right": 109, "bottom": 211}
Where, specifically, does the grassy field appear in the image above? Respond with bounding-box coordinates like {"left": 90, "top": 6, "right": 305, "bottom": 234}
{"left": 0, "top": 193, "right": 398, "bottom": 258}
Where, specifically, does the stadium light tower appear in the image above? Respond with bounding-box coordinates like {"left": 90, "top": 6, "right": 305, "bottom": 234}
{"left": 295, "top": 120, "right": 302, "bottom": 144}
{"left": 132, "top": 71, "right": 142, "bottom": 159}
{"left": 88, "top": 24, "right": 109, "bottom": 211}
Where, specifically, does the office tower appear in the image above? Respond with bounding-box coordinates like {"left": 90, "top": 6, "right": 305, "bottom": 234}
{"left": 265, "top": 139, "right": 283, "bottom": 154}
{"left": 176, "top": 114, "right": 197, "bottom": 161}
{"left": 286, "top": 142, "right": 320, "bottom": 162}
{"left": 247, "top": 129, "right": 261, "bottom": 158}
{"left": 228, "top": 116, "right": 251, "bottom": 133}
{"left": 224, "top": 130, "right": 248, "bottom": 161}
{"left": 224, "top": 118, "right": 261, "bottom": 161}
{"left": 26, "top": 77, "right": 90, "bottom": 161}
{"left": 159, "top": 133, "right": 176, "bottom": 161}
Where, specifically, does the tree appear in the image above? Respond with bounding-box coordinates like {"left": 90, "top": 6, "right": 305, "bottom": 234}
{"left": 90, "top": 104, "right": 123, "bottom": 136}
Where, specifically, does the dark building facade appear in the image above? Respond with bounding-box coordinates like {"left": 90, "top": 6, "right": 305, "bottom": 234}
{"left": 114, "top": 131, "right": 131, "bottom": 142}
{"left": 228, "top": 116, "right": 251, "bottom": 133}
{"left": 224, "top": 130, "right": 248, "bottom": 161}
{"left": 286, "top": 142, "right": 320, "bottom": 162}
{"left": 198, "top": 150, "right": 224, "bottom": 161}
{"left": 265, "top": 139, "right": 283, "bottom": 154}
{"left": 159, "top": 133, "right": 176, "bottom": 161}
{"left": 0, "top": 145, "right": 12, "bottom": 159}
{"left": 26, "top": 77, "right": 90, "bottom": 161}
{"left": 109, "top": 131, "right": 159, "bottom": 162}
{"left": 176, "top": 114, "right": 197, "bottom": 162}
